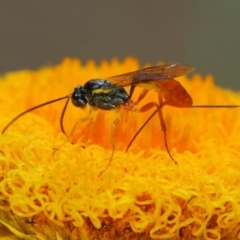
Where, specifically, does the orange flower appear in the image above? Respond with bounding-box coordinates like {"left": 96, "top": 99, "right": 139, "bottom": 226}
{"left": 0, "top": 57, "right": 240, "bottom": 240}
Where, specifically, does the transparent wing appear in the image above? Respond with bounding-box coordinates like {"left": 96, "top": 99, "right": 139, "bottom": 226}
{"left": 106, "top": 63, "right": 194, "bottom": 88}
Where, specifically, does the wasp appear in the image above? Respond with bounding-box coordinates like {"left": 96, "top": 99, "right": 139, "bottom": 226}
{"left": 2, "top": 63, "right": 239, "bottom": 172}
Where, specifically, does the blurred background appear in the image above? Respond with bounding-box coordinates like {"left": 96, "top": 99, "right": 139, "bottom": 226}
{"left": 0, "top": 1, "right": 240, "bottom": 89}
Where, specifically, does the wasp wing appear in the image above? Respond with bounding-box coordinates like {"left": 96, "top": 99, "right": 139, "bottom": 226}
{"left": 106, "top": 63, "right": 194, "bottom": 88}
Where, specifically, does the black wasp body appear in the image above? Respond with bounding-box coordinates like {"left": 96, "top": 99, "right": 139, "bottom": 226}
{"left": 72, "top": 79, "right": 130, "bottom": 110}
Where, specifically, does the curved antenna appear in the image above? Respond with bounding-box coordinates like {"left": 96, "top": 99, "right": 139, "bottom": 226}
{"left": 2, "top": 95, "right": 71, "bottom": 134}
{"left": 60, "top": 97, "right": 71, "bottom": 135}
{"left": 192, "top": 105, "right": 240, "bottom": 108}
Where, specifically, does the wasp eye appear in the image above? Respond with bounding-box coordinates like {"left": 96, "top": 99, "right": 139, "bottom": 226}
{"left": 71, "top": 86, "right": 87, "bottom": 108}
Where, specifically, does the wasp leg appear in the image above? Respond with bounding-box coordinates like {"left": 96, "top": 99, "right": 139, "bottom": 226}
{"left": 125, "top": 109, "right": 157, "bottom": 152}
{"left": 124, "top": 88, "right": 154, "bottom": 150}
{"left": 132, "top": 88, "right": 149, "bottom": 105}
{"left": 69, "top": 107, "right": 95, "bottom": 139}
{"left": 155, "top": 103, "right": 178, "bottom": 165}
{"left": 100, "top": 106, "right": 121, "bottom": 175}
{"left": 123, "top": 88, "right": 150, "bottom": 123}
{"left": 127, "top": 93, "right": 177, "bottom": 164}
{"left": 53, "top": 108, "right": 95, "bottom": 152}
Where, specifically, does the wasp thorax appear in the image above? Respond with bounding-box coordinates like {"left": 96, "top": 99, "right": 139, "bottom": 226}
{"left": 71, "top": 86, "right": 87, "bottom": 108}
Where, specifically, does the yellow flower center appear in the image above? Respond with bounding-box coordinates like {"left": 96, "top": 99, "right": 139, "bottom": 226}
{"left": 0, "top": 57, "right": 240, "bottom": 239}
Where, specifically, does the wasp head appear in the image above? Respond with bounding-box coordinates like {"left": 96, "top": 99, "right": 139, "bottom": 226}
{"left": 71, "top": 86, "right": 87, "bottom": 108}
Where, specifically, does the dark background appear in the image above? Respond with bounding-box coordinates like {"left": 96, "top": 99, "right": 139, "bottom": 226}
{"left": 1, "top": 1, "right": 240, "bottom": 89}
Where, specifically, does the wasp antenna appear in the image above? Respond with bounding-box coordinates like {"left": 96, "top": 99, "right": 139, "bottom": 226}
{"left": 126, "top": 109, "right": 157, "bottom": 152}
{"left": 60, "top": 97, "right": 71, "bottom": 135}
{"left": 192, "top": 105, "right": 240, "bottom": 108}
{"left": 2, "top": 95, "right": 71, "bottom": 134}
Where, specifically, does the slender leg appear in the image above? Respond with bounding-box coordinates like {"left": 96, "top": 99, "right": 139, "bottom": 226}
{"left": 133, "top": 89, "right": 149, "bottom": 105}
{"left": 129, "top": 86, "right": 135, "bottom": 98}
{"left": 54, "top": 108, "right": 95, "bottom": 151}
{"left": 69, "top": 107, "right": 95, "bottom": 138}
{"left": 126, "top": 93, "right": 177, "bottom": 164}
{"left": 125, "top": 109, "right": 157, "bottom": 152}
{"left": 156, "top": 104, "right": 177, "bottom": 164}
{"left": 123, "top": 88, "right": 150, "bottom": 122}
{"left": 85, "top": 117, "right": 94, "bottom": 144}
{"left": 100, "top": 107, "right": 121, "bottom": 175}
{"left": 101, "top": 88, "right": 156, "bottom": 174}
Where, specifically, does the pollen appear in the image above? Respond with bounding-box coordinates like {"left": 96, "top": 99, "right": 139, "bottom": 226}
{"left": 0, "top": 57, "right": 240, "bottom": 240}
